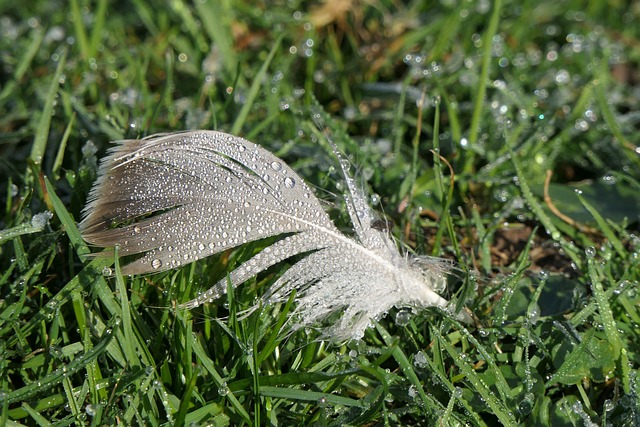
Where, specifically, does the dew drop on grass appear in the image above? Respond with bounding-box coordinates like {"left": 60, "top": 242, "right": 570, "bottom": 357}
{"left": 151, "top": 259, "right": 162, "bottom": 269}
{"left": 102, "top": 267, "right": 112, "bottom": 276}
{"left": 31, "top": 211, "right": 53, "bottom": 229}
{"left": 395, "top": 309, "right": 411, "bottom": 326}
{"left": 603, "top": 399, "right": 614, "bottom": 412}
{"left": 218, "top": 382, "right": 229, "bottom": 396}
{"left": 49, "top": 344, "right": 63, "bottom": 359}
{"left": 585, "top": 246, "right": 596, "bottom": 258}
{"left": 538, "top": 269, "right": 549, "bottom": 280}
{"left": 85, "top": 404, "right": 97, "bottom": 416}
{"left": 453, "top": 387, "right": 463, "bottom": 398}
{"left": 413, "top": 351, "right": 428, "bottom": 369}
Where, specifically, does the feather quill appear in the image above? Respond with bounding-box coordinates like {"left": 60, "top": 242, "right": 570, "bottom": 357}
{"left": 80, "top": 130, "right": 463, "bottom": 340}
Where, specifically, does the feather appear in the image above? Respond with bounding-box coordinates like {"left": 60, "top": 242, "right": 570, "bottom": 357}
{"left": 80, "top": 130, "right": 465, "bottom": 340}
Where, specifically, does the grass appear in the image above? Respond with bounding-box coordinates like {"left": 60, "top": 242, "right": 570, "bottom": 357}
{"left": 1, "top": 0, "right": 639, "bottom": 425}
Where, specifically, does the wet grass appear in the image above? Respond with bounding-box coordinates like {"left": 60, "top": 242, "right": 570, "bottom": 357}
{"left": 1, "top": 0, "right": 639, "bottom": 425}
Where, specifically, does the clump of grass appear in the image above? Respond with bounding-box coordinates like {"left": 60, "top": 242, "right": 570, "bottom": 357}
{"left": 1, "top": 1, "right": 639, "bottom": 425}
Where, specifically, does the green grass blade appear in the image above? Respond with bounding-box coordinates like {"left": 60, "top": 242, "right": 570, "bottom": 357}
{"left": 576, "top": 193, "right": 626, "bottom": 258}
{"left": 230, "top": 34, "right": 284, "bottom": 135}
{"left": 44, "top": 176, "right": 89, "bottom": 261}
{"left": 31, "top": 51, "right": 66, "bottom": 171}
{"left": 587, "top": 257, "right": 627, "bottom": 391}
{"left": 466, "top": 0, "right": 503, "bottom": 171}
{"left": 7, "top": 320, "right": 116, "bottom": 404}
{"left": 0, "top": 28, "right": 44, "bottom": 106}
{"left": 438, "top": 332, "right": 517, "bottom": 427}
{"left": 192, "top": 335, "right": 252, "bottom": 425}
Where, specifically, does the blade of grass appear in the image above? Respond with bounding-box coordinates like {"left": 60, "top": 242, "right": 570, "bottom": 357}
{"left": 113, "top": 249, "right": 140, "bottom": 369}
{"left": 194, "top": 0, "right": 236, "bottom": 75}
{"left": 52, "top": 114, "right": 76, "bottom": 180}
{"left": 191, "top": 334, "right": 252, "bottom": 425}
{"left": 375, "top": 323, "right": 440, "bottom": 416}
{"left": 5, "top": 256, "right": 112, "bottom": 347}
{"left": 0, "top": 28, "right": 44, "bottom": 106}
{"left": 465, "top": 0, "right": 503, "bottom": 172}
{"left": 258, "top": 386, "right": 364, "bottom": 407}
{"left": 7, "top": 319, "right": 116, "bottom": 404}
{"left": 431, "top": 99, "right": 461, "bottom": 259}
{"left": 437, "top": 331, "right": 516, "bottom": 427}
{"left": 69, "top": 0, "right": 89, "bottom": 58}
{"left": 0, "top": 217, "right": 52, "bottom": 245}
{"left": 420, "top": 343, "right": 485, "bottom": 426}
{"left": 508, "top": 134, "right": 581, "bottom": 265}
{"left": 576, "top": 193, "right": 626, "bottom": 258}
{"left": 31, "top": 51, "right": 67, "bottom": 172}
{"left": 88, "top": 0, "right": 108, "bottom": 58}
{"left": 587, "top": 257, "right": 630, "bottom": 393}
{"left": 43, "top": 176, "right": 89, "bottom": 261}
{"left": 230, "top": 34, "right": 284, "bottom": 135}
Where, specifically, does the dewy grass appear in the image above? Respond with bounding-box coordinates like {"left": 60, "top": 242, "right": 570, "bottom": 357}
{"left": 1, "top": 0, "right": 639, "bottom": 425}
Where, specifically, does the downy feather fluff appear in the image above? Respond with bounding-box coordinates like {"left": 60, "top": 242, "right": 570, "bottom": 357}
{"left": 80, "top": 130, "right": 460, "bottom": 340}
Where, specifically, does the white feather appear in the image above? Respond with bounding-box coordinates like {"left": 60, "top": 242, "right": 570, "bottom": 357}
{"left": 80, "top": 130, "right": 464, "bottom": 340}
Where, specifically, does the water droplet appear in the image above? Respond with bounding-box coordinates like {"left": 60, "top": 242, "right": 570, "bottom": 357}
{"left": 603, "top": 399, "right": 614, "bottom": 412}
{"left": 85, "top": 404, "right": 97, "bottom": 416}
{"left": 453, "top": 387, "right": 463, "bottom": 398}
{"left": 50, "top": 344, "right": 63, "bottom": 359}
{"left": 133, "top": 225, "right": 141, "bottom": 233}
{"left": 284, "top": 177, "right": 295, "bottom": 189}
{"left": 538, "top": 270, "right": 549, "bottom": 280}
{"left": 218, "top": 382, "right": 229, "bottom": 396}
{"left": 271, "top": 161, "right": 282, "bottom": 171}
{"left": 601, "top": 174, "right": 616, "bottom": 185}
{"left": 151, "top": 259, "right": 162, "bottom": 269}
{"left": 395, "top": 309, "right": 411, "bottom": 326}
{"left": 413, "top": 351, "right": 428, "bottom": 368}
{"left": 102, "top": 267, "right": 112, "bottom": 276}
{"left": 585, "top": 246, "right": 596, "bottom": 258}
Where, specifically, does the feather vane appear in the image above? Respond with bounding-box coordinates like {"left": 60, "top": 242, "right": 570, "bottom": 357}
{"left": 81, "top": 130, "right": 459, "bottom": 340}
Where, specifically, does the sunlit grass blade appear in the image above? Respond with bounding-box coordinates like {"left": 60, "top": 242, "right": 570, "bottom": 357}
{"left": 375, "top": 323, "right": 439, "bottom": 416}
{"left": 465, "top": 0, "right": 503, "bottom": 172}
{"left": 576, "top": 193, "right": 626, "bottom": 258}
{"left": 230, "top": 34, "right": 284, "bottom": 134}
{"left": 258, "top": 386, "right": 364, "bottom": 407}
{"left": 437, "top": 331, "right": 517, "bottom": 427}
{"left": 7, "top": 319, "right": 116, "bottom": 405}
{"left": 192, "top": 336, "right": 252, "bottom": 425}
{"left": 194, "top": 0, "right": 236, "bottom": 75}
{"left": 43, "top": 176, "right": 89, "bottom": 261}
{"left": 31, "top": 51, "right": 66, "bottom": 172}
{"left": 587, "top": 258, "right": 629, "bottom": 393}
{"left": 0, "top": 218, "right": 51, "bottom": 245}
